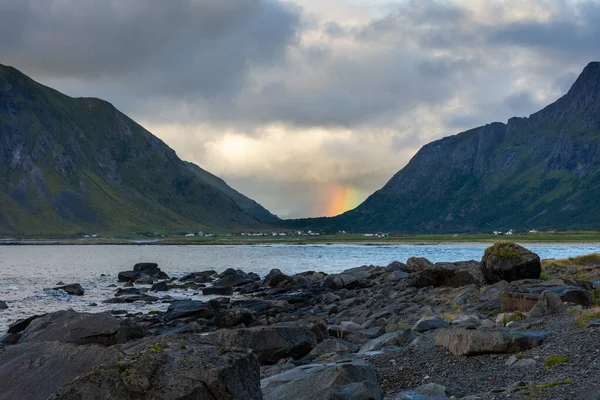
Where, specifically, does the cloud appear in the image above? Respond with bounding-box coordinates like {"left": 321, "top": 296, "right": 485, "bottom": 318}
{"left": 1, "top": 0, "right": 599, "bottom": 218}
{"left": 0, "top": 0, "right": 301, "bottom": 100}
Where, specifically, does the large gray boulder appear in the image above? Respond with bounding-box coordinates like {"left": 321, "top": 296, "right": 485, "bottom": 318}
{"left": 17, "top": 310, "right": 126, "bottom": 346}
{"left": 164, "top": 300, "right": 214, "bottom": 321}
{"left": 51, "top": 334, "right": 262, "bottom": 400}
{"left": 435, "top": 328, "right": 549, "bottom": 356}
{"left": 53, "top": 283, "right": 85, "bottom": 296}
{"left": 0, "top": 300, "right": 7, "bottom": 309}
{"left": 202, "top": 325, "right": 316, "bottom": 364}
{"left": 118, "top": 262, "right": 169, "bottom": 283}
{"left": 406, "top": 257, "right": 434, "bottom": 273}
{"left": 481, "top": 243, "right": 541, "bottom": 283}
{"left": 409, "top": 265, "right": 479, "bottom": 288}
{"left": 261, "top": 361, "right": 383, "bottom": 400}
{"left": 359, "top": 330, "right": 417, "bottom": 353}
{"left": 500, "top": 282, "right": 592, "bottom": 312}
{"left": 0, "top": 341, "right": 122, "bottom": 400}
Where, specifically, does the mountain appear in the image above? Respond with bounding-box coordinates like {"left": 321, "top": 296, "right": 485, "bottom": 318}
{"left": 0, "top": 64, "right": 276, "bottom": 235}
{"left": 184, "top": 162, "right": 279, "bottom": 223}
{"left": 283, "top": 62, "right": 600, "bottom": 233}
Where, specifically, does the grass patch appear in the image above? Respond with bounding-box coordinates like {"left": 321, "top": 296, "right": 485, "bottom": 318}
{"left": 543, "top": 253, "right": 600, "bottom": 269}
{"left": 544, "top": 355, "right": 568, "bottom": 366}
{"left": 512, "top": 378, "right": 573, "bottom": 392}
{"left": 575, "top": 307, "right": 600, "bottom": 328}
{"left": 484, "top": 242, "right": 526, "bottom": 259}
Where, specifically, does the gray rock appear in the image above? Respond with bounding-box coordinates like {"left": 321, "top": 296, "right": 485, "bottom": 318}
{"left": 261, "top": 360, "right": 384, "bottom": 400}
{"left": 0, "top": 341, "right": 121, "bottom": 400}
{"left": 163, "top": 300, "right": 214, "bottom": 321}
{"left": 412, "top": 316, "right": 449, "bottom": 332}
{"left": 359, "top": 330, "right": 417, "bottom": 353}
{"left": 51, "top": 334, "right": 262, "bottom": 400}
{"left": 18, "top": 310, "right": 126, "bottom": 346}
{"left": 312, "top": 338, "right": 359, "bottom": 356}
{"left": 435, "top": 328, "right": 549, "bottom": 356}
{"left": 506, "top": 355, "right": 537, "bottom": 369}
{"left": 214, "top": 308, "right": 255, "bottom": 328}
{"left": 481, "top": 243, "right": 541, "bottom": 283}
{"left": 150, "top": 281, "right": 169, "bottom": 292}
{"left": 392, "top": 383, "right": 449, "bottom": 399}
{"left": 0, "top": 300, "right": 7, "bottom": 310}
{"left": 406, "top": 257, "right": 434, "bottom": 273}
{"left": 500, "top": 283, "right": 591, "bottom": 312}
{"left": 410, "top": 265, "right": 479, "bottom": 288}
{"left": 203, "top": 285, "right": 234, "bottom": 296}
{"left": 527, "top": 291, "right": 566, "bottom": 318}
{"left": 53, "top": 283, "right": 84, "bottom": 296}
{"left": 203, "top": 325, "right": 317, "bottom": 364}
{"left": 263, "top": 268, "right": 293, "bottom": 287}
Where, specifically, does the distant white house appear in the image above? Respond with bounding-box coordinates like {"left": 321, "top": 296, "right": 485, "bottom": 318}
{"left": 529, "top": 229, "right": 538, "bottom": 233}
{"left": 185, "top": 233, "right": 195, "bottom": 237}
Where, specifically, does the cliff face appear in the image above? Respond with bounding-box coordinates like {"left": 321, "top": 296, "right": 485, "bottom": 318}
{"left": 0, "top": 64, "right": 275, "bottom": 235}
{"left": 284, "top": 62, "right": 600, "bottom": 233}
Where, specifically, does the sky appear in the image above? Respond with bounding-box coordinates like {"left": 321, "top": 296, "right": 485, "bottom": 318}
{"left": 1, "top": 0, "right": 599, "bottom": 219}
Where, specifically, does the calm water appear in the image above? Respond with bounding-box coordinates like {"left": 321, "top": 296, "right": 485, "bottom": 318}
{"left": 0, "top": 243, "right": 598, "bottom": 332}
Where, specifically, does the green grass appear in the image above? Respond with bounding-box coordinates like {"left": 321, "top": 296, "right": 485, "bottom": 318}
{"left": 575, "top": 307, "right": 600, "bottom": 328}
{"left": 512, "top": 378, "right": 573, "bottom": 392}
{"left": 544, "top": 355, "right": 568, "bottom": 366}
{"left": 483, "top": 241, "right": 528, "bottom": 259}
{"left": 543, "top": 253, "right": 600, "bottom": 269}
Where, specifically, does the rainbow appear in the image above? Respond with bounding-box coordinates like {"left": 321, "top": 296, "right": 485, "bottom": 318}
{"left": 317, "top": 183, "right": 365, "bottom": 217}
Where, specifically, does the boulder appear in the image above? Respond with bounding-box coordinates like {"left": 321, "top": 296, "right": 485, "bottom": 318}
{"left": 17, "top": 310, "right": 126, "bottom": 346}
{"left": 117, "top": 262, "right": 169, "bottom": 283}
{"left": 51, "top": 334, "right": 262, "bottom": 400}
{"left": 435, "top": 328, "right": 549, "bottom": 356}
{"left": 481, "top": 243, "right": 541, "bottom": 283}
{"left": 150, "top": 281, "right": 169, "bottom": 292}
{"left": 359, "top": 330, "right": 417, "bottom": 353}
{"left": 0, "top": 341, "right": 122, "bottom": 400}
{"left": 203, "top": 285, "right": 234, "bottom": 296}
{"left": 406, "top": 257, "right": 434, "bottom": 273}
{"left": 53, "top": 283, "right": 84, "bottom": 296}
{"left": 103, "top": 294, "right": 159, "bottom": 304}
{"left": 164, "top": 300, "right": 214, "bottom": 321}
{"left": 263, "top": 269, "right": 293, "bottom": 287}
{"left": 323, "top": 266, "right": 379, "bottom": 290}
{"left": 203, "top": 325, "right": 317, "bottom": 364}
{"left": 528, "top": 291, "right": 566, "bottom": 318}
{"left": 312, "top": 339, "right": 359, "bottom": 356}
{"left": 409, "top": 265, "right": 479, "bottom": 288}
{"left": 500, "top": 283, "right": 592, "bottom": 312}
{"left": 115, "top": 287, "right": 147, "bottom": 297}
{"left": 392, "top": 383, "right": 449, "bottom": 400}
{"left": 215, "top": 308, "right": 255, "bottom": 328}
{"left": 261, "top": 360, "right": 384, "bottom": 400}
{"left": 412, "top": 316, "right": 449, "bottom": 332}
{"left": 216, "top": 268, "right": 256, "bottom": 286}
{"left": 0, "top": 300, "right": 7, "bottom": 309}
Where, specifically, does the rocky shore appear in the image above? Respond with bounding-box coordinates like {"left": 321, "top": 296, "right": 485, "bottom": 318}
{"left": 1, "top": 242, "right": 600, "bottom": 399}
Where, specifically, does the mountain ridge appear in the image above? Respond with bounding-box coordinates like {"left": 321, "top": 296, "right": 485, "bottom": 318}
{"left": 282, "top": 62, "right": 600, "bottom": 233}
{"left": 0, "top": 63, "right": 276, "bottom": 235}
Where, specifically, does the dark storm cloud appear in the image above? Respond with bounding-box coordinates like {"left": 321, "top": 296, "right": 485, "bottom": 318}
{"left": 0, "top": 0, "right": 300, "bottom": 99}
{"left": 486, "top": 2, "right": 600, "bottom": 57}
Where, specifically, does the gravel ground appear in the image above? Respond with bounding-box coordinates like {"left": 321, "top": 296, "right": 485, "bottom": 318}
{"left": 369, "top": 313, "right": 600, "bottom": 399}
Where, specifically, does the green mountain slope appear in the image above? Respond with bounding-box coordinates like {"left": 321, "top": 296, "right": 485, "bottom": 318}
{"left": 283, "top": 62, "right": 600, "bottom": 233}
{"left": 184, "top": 162, "right": 279, "bottom": 223}
{"left": 0, "top": 64, "right": 275, "bottom": 235}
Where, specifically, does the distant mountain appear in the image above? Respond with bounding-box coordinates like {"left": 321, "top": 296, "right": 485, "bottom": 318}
{"left": 0, "top": 64, "right": 276, "bottom": 235}
{"left": 283, "top": 62, "right": 600, "bottom": 233}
